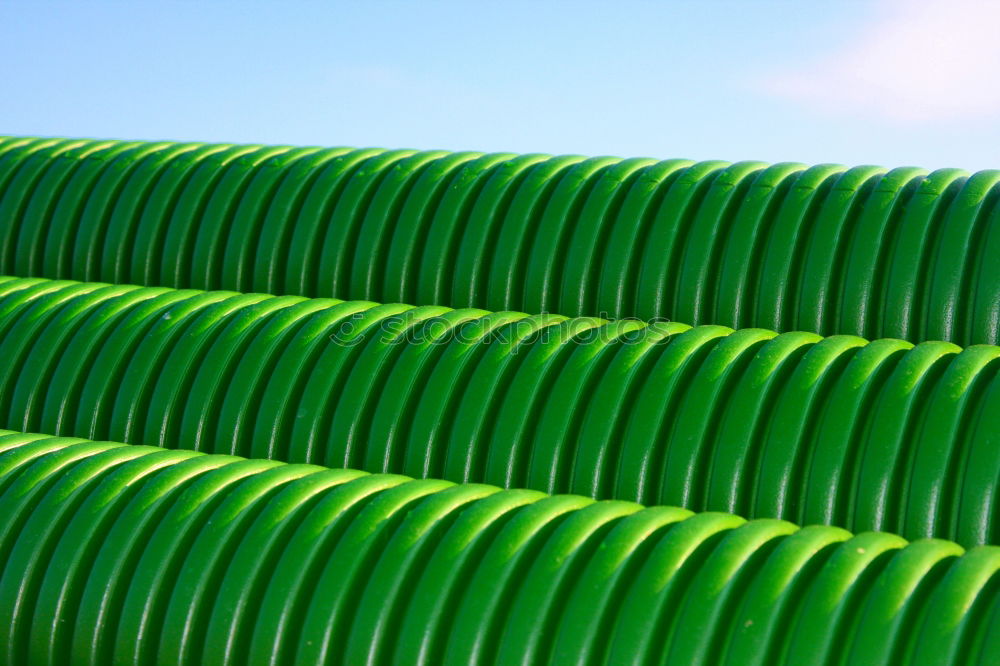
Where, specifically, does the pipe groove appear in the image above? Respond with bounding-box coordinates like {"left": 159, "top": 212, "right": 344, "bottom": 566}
{"left": 4, "top": 137, "right": 997, "bottom": 343}
{"left": 1, "top": 276, "right": 998, "bottom": 545}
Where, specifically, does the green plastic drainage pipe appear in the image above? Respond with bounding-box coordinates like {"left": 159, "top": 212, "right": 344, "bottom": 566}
{"left": 0, "top": 137, "right": 998, "bottom": 345}
{"left": 0, "top": 430, "right": 996, "bottom": 666}
{"left": 1, "top": 276, "right": 997, "bottom": 546}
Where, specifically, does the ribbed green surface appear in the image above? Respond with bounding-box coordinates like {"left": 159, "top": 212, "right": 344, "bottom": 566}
{"left": 2, "top": 276, "right": 997, "bottom": 546}
{"left": 1, "top": 134, "right": 998, "bottom": 662}
{"left": 1, "top": 431, "right": 997, "bottom": 666}
{"left": 1, "top": 137, "right": 998, "bottom": 345}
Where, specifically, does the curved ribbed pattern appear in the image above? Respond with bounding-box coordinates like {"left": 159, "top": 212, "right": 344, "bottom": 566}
{"left": 2, "top": 276, "right": 997, "bottom": 546}
{"left": 0, "top": 431, "right": 997, "bottom": 666}
{"left": 1, "top": 137, "right": 998, "bottom": 345}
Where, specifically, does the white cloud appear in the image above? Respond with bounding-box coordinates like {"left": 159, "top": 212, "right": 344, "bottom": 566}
{"left": 760, "top": 0, "right": 1000, "bottom": 124}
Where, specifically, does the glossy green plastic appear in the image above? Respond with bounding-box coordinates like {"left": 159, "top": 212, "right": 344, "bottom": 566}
{"left": 1, "top": 137, "right": 998, "bottom": 345}
{"left": 0, "top": 432, "right": 996, "bottom": 666}
{"left": 1, "top": 276, "right": 997, "bottom": 546}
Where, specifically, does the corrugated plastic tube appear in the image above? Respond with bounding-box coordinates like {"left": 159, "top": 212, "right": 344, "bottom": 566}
{"left": 0, "top": 430, "right": 997, "bottom": 666}
{"left": 1, "top": 276, "right": 997, "bottom": 546}
{"left": 0, "top": 137, "right": 998, "bottom": 345}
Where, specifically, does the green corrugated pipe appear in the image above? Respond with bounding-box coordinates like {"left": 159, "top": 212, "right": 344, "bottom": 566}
{"left": 0, "top": 137, "right": 998, "bottom": 345}
{"left": 0, "top": 430, "right": 996, "bottom": 666}
{"left": 2, "top": 275, "right": 997, "bottom": 546}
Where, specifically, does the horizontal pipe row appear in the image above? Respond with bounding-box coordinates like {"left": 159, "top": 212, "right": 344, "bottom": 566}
{"left": 1, "top": 137, "right": 998, "bottom": 345}
{"left": 0, "top": 430, "right": 997, "bottom": 666}
{"left": 1, "top": 276, "right": 997, "bottom": 546}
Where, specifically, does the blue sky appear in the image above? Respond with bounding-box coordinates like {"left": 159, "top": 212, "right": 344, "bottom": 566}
{"left": 3, "top": 1, "right": 999, "bottom": 171}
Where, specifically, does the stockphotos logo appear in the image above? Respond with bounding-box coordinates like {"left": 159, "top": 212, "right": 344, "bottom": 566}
{"left": 329, "top": 311, "right": 678, "bottom": 351}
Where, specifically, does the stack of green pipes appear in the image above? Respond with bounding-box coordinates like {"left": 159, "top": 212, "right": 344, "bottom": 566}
{"left": 0, "top": 136, "right": 997, "bottom": 664}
